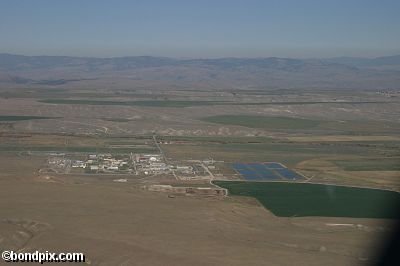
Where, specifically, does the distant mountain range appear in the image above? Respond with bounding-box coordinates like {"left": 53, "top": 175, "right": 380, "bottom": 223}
{"left": 1, "top": 53, "right": 400, "bottom": 89}
{"left": 322, "top": 55, "right": 400, "bottom": 70}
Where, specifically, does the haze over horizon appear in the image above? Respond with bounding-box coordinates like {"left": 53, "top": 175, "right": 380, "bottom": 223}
{"left": 1, "top": 0, "right": 399, "bottom": 58}
{"left": 1, "top": 52, "right": 400, "bottom": 60}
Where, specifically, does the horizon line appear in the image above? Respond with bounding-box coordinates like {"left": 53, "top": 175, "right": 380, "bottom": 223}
{"left": 1, "top": 52, "right": 399, "bottom": 60}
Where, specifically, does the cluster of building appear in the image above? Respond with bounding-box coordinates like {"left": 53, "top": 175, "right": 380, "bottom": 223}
{"left": 134, "top": 154, "right": 171, "bottom": 174}
{"left": 375, "top": 89, "right": 399, "bottom": 97}
{"left": 45, "top": 152, "right": 217, "bottom": 179}
{"left": 47, "top": 157, "right": 70, "bottom": 170}
{"left": 71, "top": 153, "right": 132, "bottom": 173}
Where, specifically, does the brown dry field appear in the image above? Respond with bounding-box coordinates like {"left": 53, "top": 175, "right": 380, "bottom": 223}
{"left": 0, "top": 154, "right": 395, "bottom": 266}
{"left": 296, "top": 158, "right": 400, "bottom": 191}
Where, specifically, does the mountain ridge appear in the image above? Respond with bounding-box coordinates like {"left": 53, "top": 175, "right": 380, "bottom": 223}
{"left": 1, "top": 53, "right": 399, "bottom": 89}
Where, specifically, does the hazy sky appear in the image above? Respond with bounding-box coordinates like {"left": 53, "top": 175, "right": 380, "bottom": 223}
{"left": 1, "top": 0, "right": 399, "bottom": 58}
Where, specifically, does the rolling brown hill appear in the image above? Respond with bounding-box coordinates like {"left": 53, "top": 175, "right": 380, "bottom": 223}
{"left": 1, "top": 53, "right": 400, "bottom": 89}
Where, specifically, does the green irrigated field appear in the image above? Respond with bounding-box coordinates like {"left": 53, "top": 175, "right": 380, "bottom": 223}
{"left": 101, "top": 118, "right": 131, "bottom": 123}
{"left": 0, "top": 145, "right": 157, "bottom": 153}
{"left": 158, "top": 135, "right": 274, "bottom": 144}
{"left": 38, "top": 99, "right": 384, "bottom": 108}
{"left": 201, "top": 115, "right": 400, "bottom": 134}
{"left": 0, "top": 116, "right": 59, "bottom": 121}
{"left": 39, "top": 99, "right": 224, "bottom": 107}
{"left": 202, "top": 115, "right": 320, "bottom": 130}
{"left": 213, "top": 181, "right": 400, "bottom": 219}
